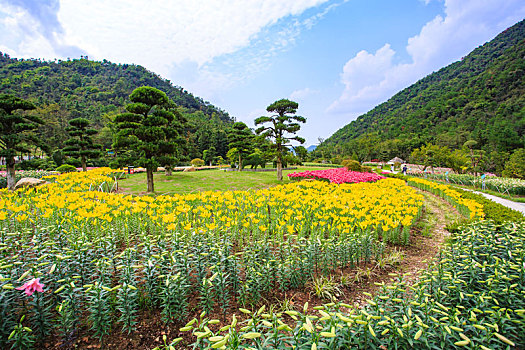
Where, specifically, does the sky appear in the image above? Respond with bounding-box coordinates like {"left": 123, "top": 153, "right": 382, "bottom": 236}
{"left": 1, "top": 0, "right": 524, "bottom": 146}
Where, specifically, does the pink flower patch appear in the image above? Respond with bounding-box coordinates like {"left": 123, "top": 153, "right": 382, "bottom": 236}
{"left": 288, "top": 168, "right": 384, "bottom": 184}
{"left": 16, "top": 278, "right": 45, "bottom": 296}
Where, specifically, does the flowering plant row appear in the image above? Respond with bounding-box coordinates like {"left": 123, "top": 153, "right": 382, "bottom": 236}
{"left": 287, "top": 168, "right": 385, "bottom": 184}
{"left": 180, "top": 221, "right": 525, "bottom": 349}
{"left": 409, "top": 171, "right": 525, "bottom": 196}
{"left": 407, "top": 177, "right": 484, "bottom": 220}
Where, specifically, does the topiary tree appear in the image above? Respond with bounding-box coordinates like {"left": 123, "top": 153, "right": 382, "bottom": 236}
{"left": 228, "top": 122, "right": 254, "bottom": 171}
{"left": 0, "top": 94, "right": 43, "bottom": 190}
{"left": 255, "top": 99, "right": 306, "bottom": 180}
{"left": 63, "top": 118, "right": 101, "bottom": 171}
{"left": 342, "top": 159, "right": 362, "bottom": 172}
{"left": 113, "top": 86, "right": 185, "bottom": 192}
{"left": 502, "top": 148, "right": 525, "bottom": 179}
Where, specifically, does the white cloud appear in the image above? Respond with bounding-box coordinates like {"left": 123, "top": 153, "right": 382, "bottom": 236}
{"left": 290, "top": 87, "right": 320, "bottom": 101}
{"left": 328, "top": 0, "right": 525, "bottom": 116}
{"left": 0, "top": 4, "right": 59, "bottom": 59}
{"left": 55, "top": 0, "right": 330, "bottom": 77}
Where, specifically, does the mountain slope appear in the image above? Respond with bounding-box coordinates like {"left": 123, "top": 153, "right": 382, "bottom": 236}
{"left": 0, "top": 55, "right": 233, "bottom": 157}
{"left": 317, "top": 19, "right": 525, "bottom": 160}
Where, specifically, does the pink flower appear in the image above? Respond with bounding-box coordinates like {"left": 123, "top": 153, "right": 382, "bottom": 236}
{"left": 16, "top": 278, "right": 45, "bottom": 296}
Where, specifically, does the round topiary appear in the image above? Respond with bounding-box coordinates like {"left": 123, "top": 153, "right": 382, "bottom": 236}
{"left": 341, "top": 159, "right": 362, "bottom": 172}
{"left": 56, "top": 164, "right": 77, "bottom": 173}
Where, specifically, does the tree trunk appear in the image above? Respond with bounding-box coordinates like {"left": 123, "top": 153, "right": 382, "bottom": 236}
{"left": 238, "top": 154, "right": 242, "bottom": 172}
{"left": 165, "top": 166, "right": 172, "bottom": 176}
{"left": 276, "top": 154, "right": 283, "bottom": 181}
{"left": 6, "top": 156, "right": 16, "bottom": 191}
{"left": 81, "top": 156, "right": 87, "bottom": 172}
{"left": 146, "top": 168, "right": 154, "bottom": 192}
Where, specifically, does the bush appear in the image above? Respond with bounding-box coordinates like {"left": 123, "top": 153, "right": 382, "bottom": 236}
{"left": 18, "top": 158, "right": 57, "bottom": 171}
{"left": 56, "top": 164, "right": 77, "bottom": 173}
{"left": 341, "top": 159, "right": 361, "bottom": 172}
{"left": 361, "top": 165, "right": 372, "bottom": 173}
{"left": 190, "top": 158, "right": 205, "bottom": 167}
{"left": 65, "top": 157, "right": 82, "bottom": 167}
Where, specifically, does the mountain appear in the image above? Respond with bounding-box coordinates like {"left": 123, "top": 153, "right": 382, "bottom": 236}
{"left": 0, "top": 54, "right": 233, "bottom": 158}
{"left": 316, "top": 19, "right": 525, "bottom": 162}
{"left": 307, "top": 145, "right": 317, "bottom": 152}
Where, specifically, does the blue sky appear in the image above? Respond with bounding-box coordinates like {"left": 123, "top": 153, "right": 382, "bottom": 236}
{"left": 1, "top": 0, "right": 524, "bottom": 146}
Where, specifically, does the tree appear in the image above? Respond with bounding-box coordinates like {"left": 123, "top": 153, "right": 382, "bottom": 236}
{"left": 502, "top": 148, "right": 525, "bottom": 179}
{"left": 228, "top": 122, "right": 254, "bottom": 171}
{"left": 463, "top": 140, "right": 484, "bottom": 175}
{"left": 113, "top": 86, "right": 184, "bottom": 192}
{"left": 255, "top": 99, "right": 306, "bottom": 180}
{"left": 0, "top": 94, "right": 43, "bottom": 190}
{"left": 203, "top": 146, "right": 216, "bottom": 166}
{"left": 294, "top": 145, "right": 308, "bottom": 162}
{"left": 63, "top": 118, "right": 101, "bottom": 171}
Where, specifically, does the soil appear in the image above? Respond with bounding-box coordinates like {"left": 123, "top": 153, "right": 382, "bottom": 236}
{"left": 43, "top": 191, "right": 458, "bottom": 350}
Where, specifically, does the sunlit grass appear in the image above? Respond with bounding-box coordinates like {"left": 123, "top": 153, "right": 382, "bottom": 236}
{"left": 118, "top": 166, "right": 326, "bottom": 194}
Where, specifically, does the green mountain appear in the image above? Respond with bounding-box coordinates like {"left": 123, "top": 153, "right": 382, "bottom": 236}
{"left": 0, "top": 54, "right": 232, "bottom": 158}
{"left": 316, "top": 19, "right": 525, "bottom": 162}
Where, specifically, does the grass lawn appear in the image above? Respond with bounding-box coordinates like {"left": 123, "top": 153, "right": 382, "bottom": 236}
{"left": 118, "top": 166, "right": 325, "bottom": 195}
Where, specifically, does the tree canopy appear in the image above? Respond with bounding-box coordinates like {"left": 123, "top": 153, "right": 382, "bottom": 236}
{"left": 0, "top": 94, "right": 42, "bottom": 189}
{"left": 113, "top": 86, "right": 186, "bottom": 192}
{"left": 63, "top": 118, "right": 101, "bottom": 171}
{"left": 255, "top": 99, "right": 306, "bottom": 180}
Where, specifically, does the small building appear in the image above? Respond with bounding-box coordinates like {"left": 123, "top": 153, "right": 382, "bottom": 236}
{"left": 387, "top": 157, "right": 405, "bottom": 165}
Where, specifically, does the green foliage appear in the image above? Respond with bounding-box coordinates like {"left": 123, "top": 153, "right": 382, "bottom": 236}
{"left": 255, "top": 99, "right": 306, "bottom": 180}
{"left": 228, "top": 122, "right": 254, "bottom": 170}
{"left": 56, "top": 164, "right": 77, "bottom": 173}
{"left": 63, "top": 118, "right": 101, "bottom": 171}
{"left": 0, "top": 94, "right": 42, "bottom": 190}
{"left": 17, "top": 158, "right": 57, "bottom": 171}
{"left": 317, "top": 20, "right": 525, "bottom": 161}
{"left": 113, "top": 86, "right": 187, "bottom": 192}
{"left": 0, "top": 54, "right": 233, "bottom": 159}
{"left": 184, "top": 221, "right": 525, "bottom": 349}
{"left": 502, "top": 148, "right": 525, "bottom": 179}
{"left": 341, "top": 159, "right": 361, "bottom": 172}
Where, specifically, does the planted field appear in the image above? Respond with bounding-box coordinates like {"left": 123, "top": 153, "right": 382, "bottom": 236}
{"left": 0, "top": 168, "right": 426, "bottom": 348}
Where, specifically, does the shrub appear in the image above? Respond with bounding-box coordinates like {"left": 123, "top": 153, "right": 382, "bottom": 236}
{"left": 190, "top": 158, "right": 205, "bottom": 167}
{"left": 341, "top": 159, "right": 361, "bottom": 172}
{"left": 56, "top": 164, "right": 77, "bottom": 173}
{"left": 361, "top": 165, "right": 372, "bottom": 173}
{"left": 65, "top": 157, "right": 82, "bottom": 168}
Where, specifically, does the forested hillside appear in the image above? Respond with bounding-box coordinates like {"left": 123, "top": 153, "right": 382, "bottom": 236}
{"left": 315, "top": 19, "right": 525, "bottom": 162}
{"left": 0, "top": 54, "right": 232, "bottom": 158}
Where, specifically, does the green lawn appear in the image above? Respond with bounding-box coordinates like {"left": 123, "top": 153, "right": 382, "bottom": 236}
{"left": 118, "top": 166, "right": 325, "bottom": 195}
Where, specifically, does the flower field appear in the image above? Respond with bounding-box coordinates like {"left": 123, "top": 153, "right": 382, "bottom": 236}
{"left": 0, "top": 168, "right": 424, "bottom": 348}
{"left": 287, "top": 168, "right": 384, "bottom": 184}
